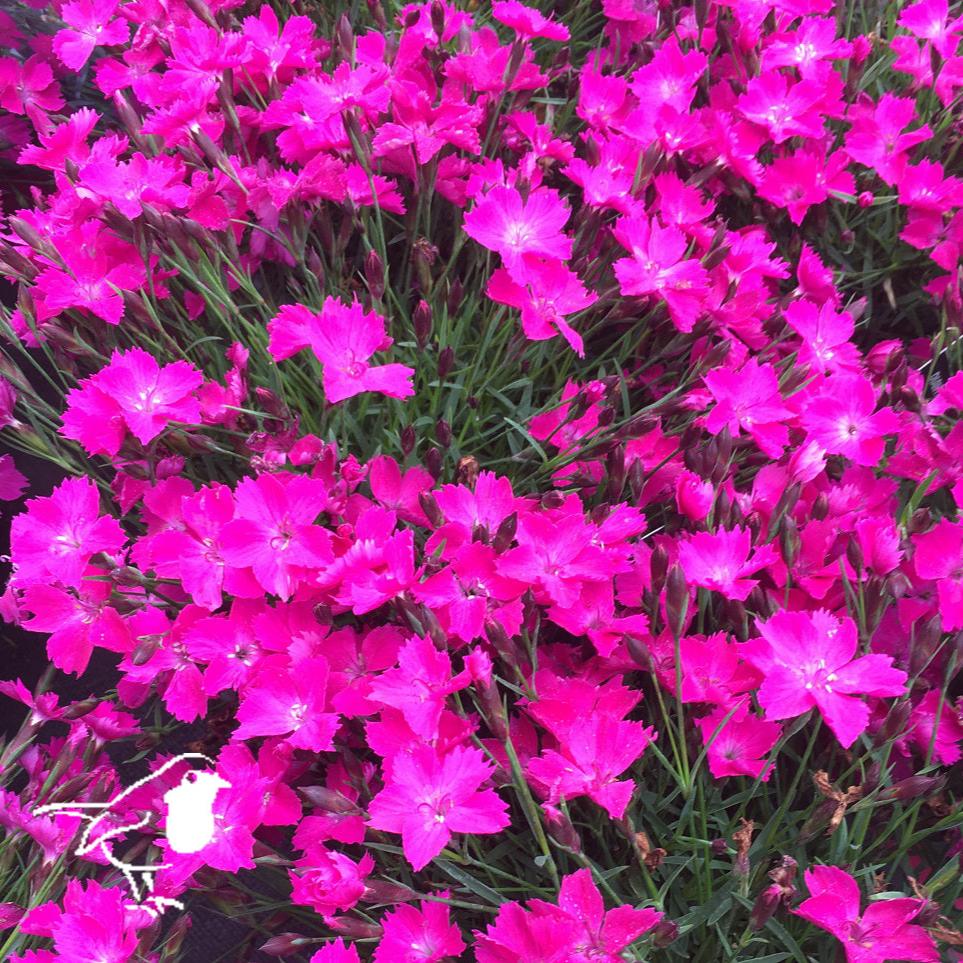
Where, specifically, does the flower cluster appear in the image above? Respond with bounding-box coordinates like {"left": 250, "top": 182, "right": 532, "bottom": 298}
{"left": 0, "top": 0, "right": 960, "bottom": 960}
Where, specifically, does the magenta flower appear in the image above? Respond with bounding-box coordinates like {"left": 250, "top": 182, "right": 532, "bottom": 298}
{"left": 220, "top": 473, "right": 333, "bottom": 600}
{"left": 491, "top": 0, "right": 570, "bottom": 40}
{"left": 463, "top": 185, "right": 572, "bottom": 271}
{"left": 368, "top": 635, "right": 472, "bottom": 741}
{"left": 527, "top": 713, "right": 657, "bottom": 819}
{"left": 801, "top": 375, "right": 901, "bottom": 467}
{"left": 290, "top": 847, "right": 374, "bottom": 919}
{"left": 678, "top": 527, "right": 778, "bottom": 601}
{"left": 268, "top": 299, "right": 414, "bottom": 403}
{"left": 65, "top": 348, "right": 203, "bottom": 450}
{"left": 19, "top": 879, "right": 139, "bottom": 963}
{"left": 310, "top": 940, "right": 361, "bottom": 963}
{"left": 475, "top": 869, "right": 661, "bottom": 963}
{"left": 613, "top": 215, "right": 709, "bottom": 332}
{"left": 373, "top": 902, "right": 466, "bottom": 963}
{"left": 487, "top": 258, "right": 596, "bottom": 356}
{"left": 704, "top": 359, "right": 790, "bottom": 457}
{"left": 368, "top": 745, "right": 509, "bottom": 870}
{"left": 234, "top": 657, "right": 340, "bottom": 751}
{"left": 21, "top": 580, "right": 131, "bottom": 677}
{"left": 912, "top": 518, "right": 963, "bottom": 630}
{"left": 741, "top": 610, "right": 907, "bottom": 748}
{"left": 697, "top": 702, "right": 781, "bottom": 781}
{"left": 53, "top": 0, "right": 129, "bottom": 70}
{"left": 11, "top": 477, "right": 125, "bottom": 589}
{"left": 793, "top": 865, "right": 939, "bottom": 963}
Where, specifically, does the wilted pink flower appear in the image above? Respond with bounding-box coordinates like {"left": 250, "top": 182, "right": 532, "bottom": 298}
{"left": 793, "top": 865, "right": 939, "bottom": 963}
{"left": 0, "top": 455, "right": 27, "bottom": 501}
{"left": 290, "top": 848, "right": 374, "bottom": 919}
{"left": 268, "top": 299, "right": 414, "bottom": 403}
{"left": 368, "top": 745, "right": 509, "bottom": 870}
{"left": 741, "top": 610, "right": 907, "bottom": 748}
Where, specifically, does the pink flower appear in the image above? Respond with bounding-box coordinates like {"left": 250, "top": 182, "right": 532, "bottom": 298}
{"left": 704, "top": 359, "right": 791, "bottom": 457}
{"left": 793, "top": 865, "right": 939, "bottom": 963}
{"left": 290, "top": 847, "right": 374, "bottom": 919}
{"left": 368, "top": 635, "right": 472, "bottom": 741}
{"left": 53, "top": 0, "right": 129, "bottom": 70}
{"left": 475, "top": 869, "right": 661, "bottom": 963}
{"left": 697, "top": 702, "right": 781, "bottom": 780}
{"left": 310, "top": 940, "right": 361, "bottom": 963}
{"left": 487, "top": 258, "right": 596, "bottom": 356}
{"left": 679, "top": 633, "right": 761, "bottom": 707}
{"left": 741, "top": 610, "right": 907, "bottom": 748}
{"left": 527, "top": 710, "right": 656, "bottom": 819}
{"left": 220, "top": 473, "right": 333, "bottom": 600}
{"left": 65, "top": 348, "right": 203, "bottom": 450}
{"left": 268, "top": 299, "right": 414, "bottom": 403}
{"left": 784, "top": 300, "right": 861, "bottom": 375}
{"left": 11, "top": 478, "right": 125, "bottom": 589}
{"left": 21, "top": 580, "right": 131, "bottom": 676}
{"left": 738, "top": 73, "right": 826, "bottom": 144}
{"left": 678, "top": 527, "right": 778, "bottom": 601}
{"left": 800, "top": 376, "right": 901, "bottom": 467}
{"left": 912, "top": 518, "right": 963, "bottom": 630}
{"left": 19, "top": 879, "right": 139, "bottom": 963}
{"left": 368, "top": 744, "right": 509, "bottom": 870}
{"left": 492, "top": 0, "right": 570, "bottom": 40}
{"left": 463, "top": 185, "right": 572, "bottom": 272}
{"left": 613, "top": 215, "right": 709, "bottom": 332}
{"left": 234, "top": 658, "right": 340, "bottom": 751}
{"left": 373, "top": 902, "right": 466, "bottom": 963}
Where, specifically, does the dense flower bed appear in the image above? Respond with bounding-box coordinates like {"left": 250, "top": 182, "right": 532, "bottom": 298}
{"left": 0, "top": 0, "right": 961, "bottom": 960}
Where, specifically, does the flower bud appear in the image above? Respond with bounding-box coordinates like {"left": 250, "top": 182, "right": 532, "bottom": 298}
{"left": 664, "top": 564, "right": 689, "bottom": 638}
{"left": 438, "top": 346, "right": 455, "bottom": 380}
{"left": 493, "top": 512, "right": 517, "bottom": 553}
{"left": 413, "top": 300, "right": 432, "bottom": 348}
{"left": 259, "top": 933, "right": 308, "bottom": 957}
{"left": 418, "top": 491, "right": 445, "bottom": 528}
{"left": 435, "top": 419, "right": 452, "bottom": 448}
{"left": 650, "top": 545, "right": 669, "bottom": 595}
{"left": 298, "top": 787, "right": 360, "bottom": 814}
{"left": 364, "top": 249, "right": 385, "bottom": 301}
{"left": 401, "top": 425, "right": 416, "bottom": 457}
{"left": 425, "top": 446, "right": 443, "bottom": 480}
{"left": 327, "top": 918, "right": 383, "bottom": 940}
{"left": 362, "top": 879, "right": 417, "bottom": 904}
{"left": 651, "top": 919, "right": 679, "bottom": 948}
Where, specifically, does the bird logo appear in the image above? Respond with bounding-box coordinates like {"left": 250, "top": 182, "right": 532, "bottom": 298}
{"left": 32, "top": 753, "right": 231, "bottom": 917}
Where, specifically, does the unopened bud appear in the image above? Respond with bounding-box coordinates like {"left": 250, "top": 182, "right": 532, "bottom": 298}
{"left": 401, "top": 425, "right": 416, "bottom": 457}
{"left": 418, "top": 491, "right": 444, "bottom": 528}
{"left": 493, "top": 512, "right": 517, "bottom": 553}
{"left": 650, "top": 545, "right": 669, "bottom": 595}
{"left": 327, "top": 918, "right": 383, "bottom": 940}
{"left": 812, "top": 493, "right": 829, "bottom": 520}
{"left": 651, "top": 919, "right": 679, "bottom": 948}
{"left": 413, "top": 300, "right": 432, "bottom": 348}
{"left": 665, "top": 564, "right": 689, "bottom": 639}
{"left": 425, "top": 446, "right": 443, "bottom": 480}
{"left": 259, "top": 933, "right": 308, "bottom": 957}
{"left": 297, "top": 786, "right": 360, "bottom": 814}
{"left": 435, "top": 419, "right": 452, "bottom": 448}
{"left": 438, "top": 346, "right": 454, "bottom": 380}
